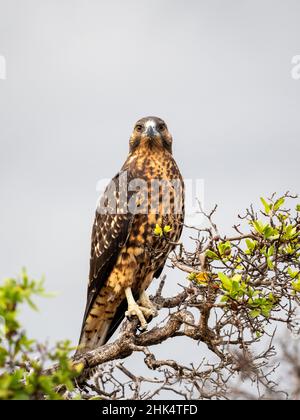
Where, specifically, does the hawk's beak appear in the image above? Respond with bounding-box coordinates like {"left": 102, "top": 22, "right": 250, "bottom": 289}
{"left": 145, "top": 126, "right": 156, "bottom": 138}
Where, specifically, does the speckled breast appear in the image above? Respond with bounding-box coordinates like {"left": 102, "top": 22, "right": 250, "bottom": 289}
{"left": 125, "top": 150, "right": 185, "bottom": 291}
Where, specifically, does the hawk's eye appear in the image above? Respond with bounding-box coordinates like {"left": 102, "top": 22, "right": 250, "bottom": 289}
{"left": 135, "top": 124, "right": 143, "bottom": 132}
{"left": 158, "top": 124, "right": 166, "bottom": 131}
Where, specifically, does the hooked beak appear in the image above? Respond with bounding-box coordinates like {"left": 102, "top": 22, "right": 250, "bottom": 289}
{"left": 145, "top": 125, "right": 155, "bottom": 138}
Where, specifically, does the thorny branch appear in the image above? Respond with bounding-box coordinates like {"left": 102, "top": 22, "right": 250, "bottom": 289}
{"left": 52, "top": 193, "right": 300, "bottom": 399}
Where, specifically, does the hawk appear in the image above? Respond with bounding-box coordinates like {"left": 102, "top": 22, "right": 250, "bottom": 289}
{"left": 77, "top": 116, "right": 184, "bottom": 354}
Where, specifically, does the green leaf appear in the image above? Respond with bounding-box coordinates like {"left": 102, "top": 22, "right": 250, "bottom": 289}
{"left": 217, "top": 241, "right": 231, "bottom": 257}
{"left": 218, "top": 273, "right": 232, "bottom": 291}
{"left": 263, "top": 224, "right": 275, "bottom": 239}
{"left": 285, "top": 244, "right": 294, "bottom": 255}
{"left": 261, "top": 307, "right": 271, "bottom": 318}
{"left": 206, "top": 250, "right": 219, "bottom": 260}
{"left": 25, "top": 298, "right": 38, "bottom": 312}
{"left": 283, "top": 225, "right": 297, "bottom": 240}
{"left": 187, "top": 272, "right": 197, "bottom": 281}
{"left": 249, "top": 309, "right": 260, "bottom": 319}
{"left": 292, "top": 279, "right": 300, "bottom": 293}
{"left": 267, "top": 246, "right": 274, "bottom": 257}
{"left": 246, "top": 239, "right": 256, "bottom": 252}
{"left": 232, "top": 274, "right": 242, "bottom": 283}
{"left": 273, "top": 197, "right": 285, "bottom": 211}
{"left": 260, "top": 197, "right": 271, "bottom": 215}
{"left": 288, "top": 267, "right": 298, "bottom": 279}
{"left": 252, "top": 220, "right": 264, "bottom": 234}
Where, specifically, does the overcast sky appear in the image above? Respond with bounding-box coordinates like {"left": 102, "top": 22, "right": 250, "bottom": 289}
{"left": 0, "top": 0, "right": 299, "bottom": 391}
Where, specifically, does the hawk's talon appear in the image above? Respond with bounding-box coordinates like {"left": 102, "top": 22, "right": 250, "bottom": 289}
{"left": 138, "top": 291, "right": 158, "bottom": 318}
{"left": 125, "top": 287, "right": 159, "bottom": 330}
{"left": 125, "top": 304, "right": 148, "bottom": 330}
{"left": 138, "top": 306, "right": 155, "bottom": 320}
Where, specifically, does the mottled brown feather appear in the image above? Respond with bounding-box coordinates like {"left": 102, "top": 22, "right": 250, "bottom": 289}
{"left": 78, "top": 117, "right": 184, "bottom": 353}
{"left": 78, "top": 171, "right": 135, "bottom": 344}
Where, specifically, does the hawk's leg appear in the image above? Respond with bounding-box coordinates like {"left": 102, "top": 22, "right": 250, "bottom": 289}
{"left": 125, "top": 287, "right": 153, "bottom": 330}
{"left": 138, "top": 291, "right": 158, "bottom": 318}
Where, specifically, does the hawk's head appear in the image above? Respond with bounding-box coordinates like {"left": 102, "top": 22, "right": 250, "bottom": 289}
{"left": 129, "top": 117, "right": 173, "bottom": 154}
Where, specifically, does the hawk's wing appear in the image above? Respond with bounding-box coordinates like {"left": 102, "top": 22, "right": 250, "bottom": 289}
{"left": 78, "top": 171, "right": 134, "bottom": 343}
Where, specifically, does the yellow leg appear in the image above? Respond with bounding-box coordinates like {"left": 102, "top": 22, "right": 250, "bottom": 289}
{"left": 125, "top": 287, "right": 148, "bottom": 330}
{"left": 138, "top": 291, "right": 158, "bottom": 317}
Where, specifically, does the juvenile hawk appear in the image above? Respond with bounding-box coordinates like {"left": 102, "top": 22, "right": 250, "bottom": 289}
{"left": 77, "top": 117, "right": 184, "bottom": 353}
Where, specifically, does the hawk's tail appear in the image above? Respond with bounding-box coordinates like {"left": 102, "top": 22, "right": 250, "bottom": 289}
{"left": 76, "top": 297, "right": 128, "bottom": 357}
{"left": 76, "top": 318, "right": 112, "bottom": 356}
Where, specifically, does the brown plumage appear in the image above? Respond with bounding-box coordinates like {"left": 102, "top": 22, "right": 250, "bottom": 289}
{"left": 77, "top": 116, "right": 184, "bottom": 354}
